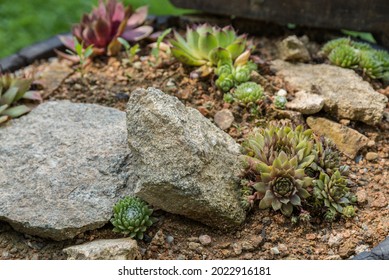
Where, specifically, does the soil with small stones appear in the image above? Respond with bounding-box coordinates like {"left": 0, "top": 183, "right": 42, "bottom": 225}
{"left": 1, "top": 26, "right": 388, "bottom": 260}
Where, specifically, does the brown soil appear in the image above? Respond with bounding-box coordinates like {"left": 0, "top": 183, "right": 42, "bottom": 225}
{"left": 0, "top": 29, "right": 388, "bottom": 260}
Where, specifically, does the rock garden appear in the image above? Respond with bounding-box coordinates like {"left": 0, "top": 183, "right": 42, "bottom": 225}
{"left": 0, "top": 0, "right": 388, "bottom": 260}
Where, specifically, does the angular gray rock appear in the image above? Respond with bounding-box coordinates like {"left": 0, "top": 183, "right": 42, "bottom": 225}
{"left": 0, "top": 101, "right": 133, "bottom": 240}
{"left": 63, "top": 238, "right": 141, "bottom": 260}
{"left": 271, "top": 60, "right": 388, "bottom": 125}
{"left": 277, "top": 35, "right": 311, "bottom": 62}
{"left": 127, "top": 87, "right": 246, "bottom": 230}
{"left": 286, "top": 90, "right": 324, "bottom": 114}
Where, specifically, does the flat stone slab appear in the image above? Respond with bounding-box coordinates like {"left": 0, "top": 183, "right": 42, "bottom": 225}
{"left": 271, "top": 60, "right": 388, "bottom": 125}
{"left": 307, "top": 117, "right": 369, "bottom": 158}
{"left": 0, "top": 101, "right": 133, "bottom": 240}
{"left": 127, "top": 88, "right": 246, "bottom": 230}
{"left": 63, "top": 238, "right": 141, "bottom": 260}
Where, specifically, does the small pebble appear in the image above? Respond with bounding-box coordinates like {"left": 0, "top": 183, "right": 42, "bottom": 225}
{"left": 199, "top": 235, "right": 212, "bottom": 246}
{"left": 270, "top": 247, "right": 280, "bottom": 255}
{"left": 306, "top": 233, "right": 316, "bottom": 240}
{"left": 214, "top": 109, "right": 234, "bottom": 130}
{"left": 166, "top": 235, "right": 174, "bottom": 244}
{"left": 166, "top": 79, "right": 176, "bottom": 87}
{"left": 276, "top": 89, "right": 287, "bottom": 97}
{"left": 365, "top": 152, "right": 378, "bottom": 161}
{"left": 188, "top": 242, "right": 201, "bottom": 250}
{"left": 232, "top": 243, "right": 242, "bottom": 255}
{"left": 356, "top": 189, "right": 368, "bottom": 204}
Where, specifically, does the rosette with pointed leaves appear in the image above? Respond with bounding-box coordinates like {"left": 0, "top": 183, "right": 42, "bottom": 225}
{"left": 111, "top": 196, "right": 155, "bottom": 239}
{"left": 60, "top": 0, "right": 152, "bottom": 56}
{"left": 328, "top": 44, "right": 359, "bottom": 68}
{"left": 170, "top": 24, "right": 248, "bottom": 74}
{"left": 242, "top": 125, "right": 315, "bottom": 167}
{"left": 253, "top": 152, "right": 312, "bottom": 216}
{"left": 0, "top": 73, "right": 41, "bottom": 124}
{"left": 313, "top": 170, "right": 354, "bottom": 220}
{"left": 232, "top": 82, "right": 264, "bottom": 105}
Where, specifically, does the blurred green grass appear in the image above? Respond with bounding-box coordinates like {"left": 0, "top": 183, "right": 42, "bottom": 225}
{"left": 0, "top": 0, "right": 190, "bottom": 59}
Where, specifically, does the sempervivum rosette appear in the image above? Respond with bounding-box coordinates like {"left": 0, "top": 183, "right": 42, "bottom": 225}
{"left": 111, "top": 196, "right": 155, "bottom": 239}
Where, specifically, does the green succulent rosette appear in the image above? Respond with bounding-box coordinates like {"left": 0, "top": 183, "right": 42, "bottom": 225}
{"left": 233, "top": 82, "right": 264, "bottom": 104}
{"left": 111, "top": 196, "right": 155, "bottom": 239}
{"left": 170, "top": 24, "right": 247, "bottom": 68}
{"left": 328, "top": 44, "right": 359, "bottom": 68}
{"left": 253, "top": 152, "right": 312, "bottom": 216}
{"left": 313, "top": 170, "right": 354, "bottom": 220}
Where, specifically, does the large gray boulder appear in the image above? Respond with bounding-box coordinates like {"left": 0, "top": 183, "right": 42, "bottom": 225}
{"left": 127, "top": 88, "right": 246, "bottom": 230}
{"left": 271, "top": 60, "right": 388, "bottom": 125}
{"left": 0, "top": 101, "right": 133, "bottom": 240}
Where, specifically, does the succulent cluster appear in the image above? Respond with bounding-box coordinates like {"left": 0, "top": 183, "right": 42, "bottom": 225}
{"left": 60, "top": 0, "right": 152, "bottom": 56}
{"left": 170, "top": 24, "right": 248, "bottom": 72}
{"left": 0, "top": 73, "right": 41, "bottom": 124}
{"left": 322, "top": 37, "right": 389, "bottom": 80}
{"left": 111, "top": 196, "right": 155, "bottom": 239}
{"left": 241, "top": 124, "right": 356, "bottom": 222}
{"left": 215, "top": 55, "right": 257, "bottom": 92}
{"left": 313, "top": 171, "right": 356, "bottom": 221}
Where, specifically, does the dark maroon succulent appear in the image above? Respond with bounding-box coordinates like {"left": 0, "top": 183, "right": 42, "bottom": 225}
{"left": 59, "top": 0, "right": 153, "bottom": 56}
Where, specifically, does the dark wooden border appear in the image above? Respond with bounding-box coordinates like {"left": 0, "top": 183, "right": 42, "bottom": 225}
{"left": 171, "top": 0, "right": 389, "bottom": 47}
{"left": 0, "top": 34, "right": 68, "bottom": 73}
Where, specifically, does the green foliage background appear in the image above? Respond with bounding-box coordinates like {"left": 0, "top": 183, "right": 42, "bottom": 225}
{"left": 0, "top": 0, "right": 190, "bottom": 58}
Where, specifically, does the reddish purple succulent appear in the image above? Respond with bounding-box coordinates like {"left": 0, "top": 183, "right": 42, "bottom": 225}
{"left": 59, "top": 0, "right": 153, "bottom": 56}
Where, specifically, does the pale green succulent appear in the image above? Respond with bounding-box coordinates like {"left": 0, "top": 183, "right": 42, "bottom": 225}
{"left": 328, "top": 44, "right": 359, "bottom": 68}
{"left": 253, "top": 152, "right": 312, "bottom": 216}
{"left": 170, "top": 24, "right": 247, "bottom": 70}
{"left": 321, "top": 37, "right": 351, "bottom": 55}
{"left": 233, "top": 82, "right": 264, "bottom": 104}
{"left": 0, "top": 73, "right": 41, "bottom": 124}
{"left": 274, "top": 95, "right": 287, "bottom": 109}
{"left": 111, "top": 196, "right": 155, "bottom": 239}
{"left": 359, "top": 51, "right": 385, "bottom": 79}
{"left": 322, "top": 37, "right": 389, "bottom": 80}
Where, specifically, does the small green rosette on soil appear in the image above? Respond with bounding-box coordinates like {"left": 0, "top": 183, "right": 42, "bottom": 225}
{"left": 111, "top": 196, "right": 155, "bottom": 239}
